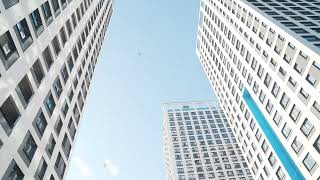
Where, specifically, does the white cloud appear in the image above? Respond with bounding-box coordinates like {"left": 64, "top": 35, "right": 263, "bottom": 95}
{"left": 104, "top": 160, "right": 120, "bottom": 176}
{"left": 73, "top": 157, "right": 92, "bottom": 177}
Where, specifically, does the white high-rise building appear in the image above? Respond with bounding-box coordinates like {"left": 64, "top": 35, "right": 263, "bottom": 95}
{"left": 196, "top": 0, "right": 320, "bottom": 179}
{"left": 163, "top": 101, "right": 252, "bottom": 180}
{"left": 0, "top": 0, "right": 112, "bottom": 179}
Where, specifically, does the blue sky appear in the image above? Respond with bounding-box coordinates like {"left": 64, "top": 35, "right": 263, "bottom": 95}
{"left": 67, "top": 0, "right": 215, "bottom": 179}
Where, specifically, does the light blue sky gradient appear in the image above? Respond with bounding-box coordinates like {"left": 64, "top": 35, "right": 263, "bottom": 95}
{"left": 67, "top": 0, "right": 216, "bottom": 179}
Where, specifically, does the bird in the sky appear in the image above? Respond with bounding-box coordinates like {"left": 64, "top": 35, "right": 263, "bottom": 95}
{"left": 137, "top": 49, "right": 143, "bottom": 56}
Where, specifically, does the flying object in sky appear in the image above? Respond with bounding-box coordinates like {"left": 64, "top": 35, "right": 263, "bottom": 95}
{"left": 137, "top": 49, "right": 143, "bottom": 56}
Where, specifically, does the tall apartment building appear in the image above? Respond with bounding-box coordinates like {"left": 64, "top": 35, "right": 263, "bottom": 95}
{"left": 196, "top": 0, "right": 320, "bottom": 179}
{"left": 0, "top": 0, "right": 112, "bottom": 179}
{"left": 163, "top": 101, "right": 252, "bottom": 180}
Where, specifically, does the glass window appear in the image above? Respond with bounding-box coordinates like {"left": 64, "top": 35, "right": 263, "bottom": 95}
{"left": 73, "top": 104, "right": 80, "bottom": 124}
{"left": 68, "top": 88, "right": 74, "bottom": 102}
{"left": 0, "top": 96, "right": 21, "bottom": 135}
{"left": 60, "top": 0, "right": 67, "bottom": 8}
{"left": 72, "top": 45, "right": 78, "bottom": 60}
{"left": 60, "top": 65, "right": 69, "bottom": 83}
{"left": 313, "top": 61, "right": 320, "bottom": 70}
{"left": 71, "top": 13, "right": 77, "bottom": 29}
{"left": 81, "top": 81, "right": 87, "bottom": 98}
{"left": 280, "top": 93, "right": 290, "bottom": 109}
{"left": 264, "top": 73, "right": 272, "bottom": 87}
{"left": 300, "top": 119, "right": 314, "bottom": 137}
{"left": 314, "top": 135, "right": 320, "bottom": 153}
{"left": 303, "top": 35, "right": 320, "bottom": 42}
{"left": 282, "top": 123, "right": 291, "bottom": 139}
{"left": 73, "top": 76, "right": 78, "bottom": 88}
{"left": 303, "top": 153, "right": 316, "bottom": 172}
{"left": 299, "top": 88, "right": 309, "bottom": 99}
{"left": 0, "top": 31, "right": 16, "bottom": 58}
{"left": 77, "top": 38, "right": 82, "bottom": 51}
{"left": 45, "top": 135, "right": 56, "bottom": 158}
{"left": 33, "top": 110, "right": 47, "bottom": 139}
{"left": 2, "top": 0, "right": 19, "bottom": 9}
{"left": 77, "top": 92, "right": 84, "bottom": 110}
{"left": 271, "top": 82, "right": 280, "bottom": 98}
{"left": 42, "top": 46, "right": 54, "bottom": 70}
{"left": 41, "top": 1, "right": 53, "bottom": 25}
{"left": 289, "top": 105, "right": 300, "bottom": 122}
{"left": 257, "top": 65, "right": 264, "bottom": 78}
{"left": 294, "top": 63, "right": 304, "bottom": 74}
{"left": 266, "top": 100, "right": 273, "bottom": 114}
{"left": 35, "top": 158, "right": 47, "bottom": 180}
{"left": 67, "top": 55, "right": 74, "bottom": 71}
{"left": 0, "top": 31, "right": 20, "bottom": 69}
{"left": 62, "top": 134, "right": 71, "bottom": 158}
{"left": 80, "top": 2, "right": 84, "bottom": 15}
{"left": 54, "top": 116, "right": 63, "bottom": 136}
{"left": 312, "top": 101, "right": 320, "bottom": 117}
{"left": 19, "top": 131, "right": 37, "bottom": 166}
{"left": 59, "top": 27, "right": 67, "bottom": 46}
{"left": 16, "top": 75, "right": 34, "bottom": 107}
{"left": 288, "top": 77, "right": 297, "bottom": 88}
{"left": 279, "top": 67, "right": 287, "bottom": 77}
{"left": 2, "top": 160, "right": 24, "bottom": 180}
{"left": 55, "top": 153, "right": 66, "bottom": 178}
{"left": 262, "top": 140, "right": 269, "bottom": 153}
{"left": 29, "top": 9, "right": 44, "bottom": 37}
{"left": 68, "top": 118, "right": 76, "bottom": 140}
{"left": 66, "top": 19, "right": 73, "bottom": 36}
{"left": 44, "top": 92, "right": 56, "bottom": 116}
{"left": 291, "top": 137, "right": 302, "bottom": 154}
{"left": 270, "top": 58, "right": 277, "bottom": 67}
{"left": 306, "top": 74, "right": 317, "bottom": 86}
{"left": 14, "top": 19, "right": 33, "bottom": 51}
{"left": 51, "top": 36, "right": 61, "bottom": 56}
{"left": 61, "top": 101, "right": 69, "bottom": 117}
{"left": 276, "top": 167, "right": 285, "bottom": 180}
{"left": 273, "top": 111, "right": 282, "bottom": 126}
{"left": 259, "top": 91, "right": 266, "bottom": 103}
{"left": 76, "top": 8, "right": 81, "bottom": 22}
{"left": 53, "top": 76, "right": 63, "bottom": 98}
{"left": 30, "top": 59, "right": 45, "bottom": 86}
{"left": 51, "top": 0, "right": 61, "bottom": 15}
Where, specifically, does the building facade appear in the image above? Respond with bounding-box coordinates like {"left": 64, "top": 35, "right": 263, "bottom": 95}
{"left": 0, "top": 0, "right": 112, "bottom": 179}
{"left": 196, "top": 0, "right": 320, "bottom": 179}
{"left": 163, "top": 101, "right": 252, "bottom": 180}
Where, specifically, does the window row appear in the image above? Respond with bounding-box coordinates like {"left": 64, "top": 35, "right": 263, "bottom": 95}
{"left": 0, "top": 0, "right": 97, "bottom": 71}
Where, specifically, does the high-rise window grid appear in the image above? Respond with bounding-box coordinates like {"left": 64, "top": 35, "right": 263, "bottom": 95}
{"left": 163, "top": 102, "right": 252, "bottom": 180}
{"left": 0, "top": 0, "right": 113, "bottom": 179}
{"left": 196, "top": 0, "right": 320, "bottom": 179}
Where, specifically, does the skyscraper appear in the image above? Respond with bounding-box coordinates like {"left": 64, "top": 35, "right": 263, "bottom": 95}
{"left": 0, "top": 0, "right": 113, "bottom": 179}
{"left": 163, "top": 101, "right": 252, "bottom": 180}
{"left": 196, "top": 0, "right": 320, "bottom": 179}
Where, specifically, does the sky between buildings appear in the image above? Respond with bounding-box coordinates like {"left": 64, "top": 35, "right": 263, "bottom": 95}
{"left": 67, "top": 0, "right": 216, "bottom": 179}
